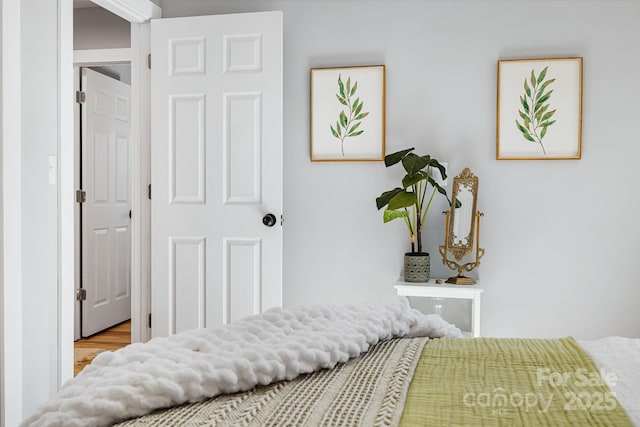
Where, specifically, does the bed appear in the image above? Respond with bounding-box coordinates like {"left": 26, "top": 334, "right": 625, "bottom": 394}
{"left": 22, "top": 298, "right": 639, "bottom": 426}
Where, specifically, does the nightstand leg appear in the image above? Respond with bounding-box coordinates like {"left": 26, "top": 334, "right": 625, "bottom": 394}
{"left": 472, "top": 294, "right": 481, "bottom": 337}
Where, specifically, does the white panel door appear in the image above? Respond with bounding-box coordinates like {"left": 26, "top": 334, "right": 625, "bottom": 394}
{"left": 151, "top": 12, "right": 283, "bottom": 337}
{"left": 81, "top": 68, "right": 132, "bottom": 337}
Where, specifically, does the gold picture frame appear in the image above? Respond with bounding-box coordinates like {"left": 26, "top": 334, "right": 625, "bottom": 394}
{"left": 310, "top": 65, "right": 386, "bottom": 162}
{"left": 496, "top": 57, "right": 583, "bottom": 160}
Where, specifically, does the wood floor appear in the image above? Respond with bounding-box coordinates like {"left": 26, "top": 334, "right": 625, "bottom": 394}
{"left": 74, "top": 320, "right": 131, "bottom": 376}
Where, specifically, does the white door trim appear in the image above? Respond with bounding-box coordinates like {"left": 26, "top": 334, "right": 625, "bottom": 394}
{"left": 59, "top": 0, "right": 158, "bottom": 390}
{"left": 129, "top": 23, "right": 152, "bottom": 344}
{"left": 59, "top": 0, "right": 75, "bottom": 391}
{"left": 1, "top": 0, "right": 24, "bottom": 424}
{"left": 73, "top": 66, "right": 81, "bottom": 341}
{"left": 90, "top": 0, "right": 160, "bottom": 23}
{"left": 73, "top": 53, "right": 137, "bottom": 343}
{"left": 74, "top": 48, "right": 132, "bottom": 65}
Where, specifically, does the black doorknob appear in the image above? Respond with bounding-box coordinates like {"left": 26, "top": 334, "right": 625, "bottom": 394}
{"left": 262, "top": 213, "right": 277, "bottom": 227}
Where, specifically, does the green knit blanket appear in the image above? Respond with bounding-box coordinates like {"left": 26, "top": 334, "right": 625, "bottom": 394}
{"left": 401, "top": 337, "right": 633, "bottom": 426}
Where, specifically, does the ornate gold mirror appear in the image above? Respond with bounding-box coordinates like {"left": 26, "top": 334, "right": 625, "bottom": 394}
{"left": 438, "top": 168, "right": 485, "bottom": 284}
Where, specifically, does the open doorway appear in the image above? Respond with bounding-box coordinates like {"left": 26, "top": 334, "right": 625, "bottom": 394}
{"left": 72, "top": 3, "right": 133, "bottom": 374}
{"left": 63, "top": 0, "right": 157, "bottom": 384}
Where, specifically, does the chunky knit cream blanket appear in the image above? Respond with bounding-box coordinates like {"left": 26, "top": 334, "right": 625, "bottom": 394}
{"left": 23, "top": 297, "right": 460, "bottom": 427}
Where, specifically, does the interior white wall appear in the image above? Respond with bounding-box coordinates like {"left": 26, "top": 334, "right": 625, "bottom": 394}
{"left": 20, "top": 0, "right": 60, "bottom": 417}
{"left": 0, "top": 2, "right": 4, "bottom": 423}
{"left": 3, "top": 1, "right": 151, "bottom": 421}
{"left": 1, "top": 0, "right": 23, "bottom": 425}
{"left": 160, "top": 0, "right": 640, "bottom": 339}
{"left": 74, "top": 6, "right": 130, "bottom": 49}
{"left": 0, "top": 2, "right": 4, "bottom": 424}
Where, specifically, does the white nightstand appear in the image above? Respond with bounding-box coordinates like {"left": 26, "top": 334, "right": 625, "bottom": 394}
{"left": 395, "top": 280, "right": 484, "bottom": 337}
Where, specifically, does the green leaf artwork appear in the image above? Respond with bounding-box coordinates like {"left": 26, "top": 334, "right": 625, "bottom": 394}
{"left": 329, "top": 74, "right": 369, "bottom": 156}
{"left": 515, "top": 66, "right": 557, "bottom": 154}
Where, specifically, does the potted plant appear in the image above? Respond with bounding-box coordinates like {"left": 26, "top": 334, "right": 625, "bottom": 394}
{"left": 375, "top": 147, "right": 455, "bottom": 282}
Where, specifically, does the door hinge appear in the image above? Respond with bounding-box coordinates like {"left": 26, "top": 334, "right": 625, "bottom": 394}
{"left": 76, "top": 288, "right": 87, "bottom": 301}
{"left": 147, "top": 184, "right": 151, "bottom": 200}
{"left": 147, "top": 53, "right": 151, "bottom": 69}
{"left": 148, "top": 313, "right": 152, "bottom": 328}
{"left": 76, "top": 190, "right": 86, "bottom": 203}
{"left": 75, "top": 90, "right": 86, "bottom": 104}
{"left": 281, "top": 214, "right": 284, "bottom": 226}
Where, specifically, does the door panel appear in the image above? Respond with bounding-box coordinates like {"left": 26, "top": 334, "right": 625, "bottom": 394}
{"left": 225, "top": 238, "right": 262, "bottom": 323}
{"left": 224, "top": 93, "right": 262, "bottom": 204}
{"left": 151, "top": 12, "right": 283, "bottom": 337}
{"left": 170, "top": 94, "right": 205, "bottom": 204}
{"left": 81, "top": 68, "right": 132, "bottom": 337}
{"left": 171, "top": 237, "right": 206, "bottom": 332}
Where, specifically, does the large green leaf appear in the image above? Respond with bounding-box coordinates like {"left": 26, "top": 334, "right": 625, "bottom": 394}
{"left": 350, "top": 81, "right": 358, "bottom": 96}
{"left": 402, "top": 153, "right": 429, "bottom": 177}
{"left": 346, "top": 76, "right": 351, "bottom": 95}
{"left": 376, "top": 187, "right": 404, "bottom": 209}
{"left": 428, "top": 177, "right": 447, "bottom": 196}
{"left": 425, "top": 177, "right": 455, "bottom": 207}
{"left": 384, "top": 148, "right": 414, "bottom": 167}
{"left": 355, "top": 112, "right": 369, "bottom": 120}
{"left": 348, "top": 130, "right": 364, "bottom": 137}
{"left": 336, "top": 94, "right": 348, "bottom": 106}
{"left": 388, "top": 190, "right": 417, "bottom": 210}
{"left": 383, "top": 208, "right": 408, "bottom": 223}
{"left": 402, "top": 171, "right": 428, "bottom": 188}
{"left": 429, "top": 158, "right": 447, "bottom": 180}
{"left": 330, "top": 124, "right": 338, "bottom": 138}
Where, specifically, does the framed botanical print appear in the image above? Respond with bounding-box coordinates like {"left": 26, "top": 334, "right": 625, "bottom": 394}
{"left": 496, "top": 57, "right": 583, "bottom": 160}
{"left": 310, "top": 65, "right": 385, "bottom": 161}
